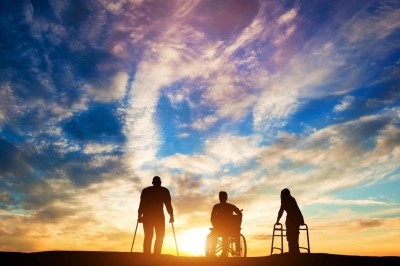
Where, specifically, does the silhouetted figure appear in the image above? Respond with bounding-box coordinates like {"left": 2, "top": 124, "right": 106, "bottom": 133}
{"left": 276, "top": 188, "right": 304, "bottom": 253}
{"left": 138, "top": 176, "right": 174, "bottom": 254}
{"left": 210, "top": 191, "right": 242, "bottom": 257}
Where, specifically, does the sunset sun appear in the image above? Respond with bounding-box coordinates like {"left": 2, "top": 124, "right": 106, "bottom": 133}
{"left": 177, "top": 228, "right": 210, "bottom": 256}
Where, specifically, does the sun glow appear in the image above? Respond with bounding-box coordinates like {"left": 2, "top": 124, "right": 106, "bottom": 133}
{"left": 177, "top": 228, "right": 210, "bottom": 256}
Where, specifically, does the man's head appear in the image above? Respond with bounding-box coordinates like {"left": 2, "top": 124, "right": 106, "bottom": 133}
{"left": 219, "top": 191, "right": 228, "bottom": 203}
{"left": 281, "top": 188, "right": 291, "bottom": 200}
{"left": 152, "top": 176, "right": 162, "bottom": 187}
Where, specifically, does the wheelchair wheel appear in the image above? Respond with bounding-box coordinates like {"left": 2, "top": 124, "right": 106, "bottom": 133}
{"left": 227, "top": 234, "right": 247, "bottom": 257}
{"left": 239, "top": 234, "right": 247, "bottom": 257}
{"left": 205, "top": 232, "right": 247, "bottom": 257}
{"left": 205, "top": 233, "right": 212, "bottom": 256}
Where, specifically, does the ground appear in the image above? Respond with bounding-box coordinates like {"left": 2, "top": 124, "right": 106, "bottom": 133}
{"left": 1, "top": 251, "right": 400, "bottom": 266}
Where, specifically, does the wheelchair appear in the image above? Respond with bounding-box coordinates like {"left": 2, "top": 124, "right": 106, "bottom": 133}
{"left": 205, "top": 214, "right": 247, "bottom": 257}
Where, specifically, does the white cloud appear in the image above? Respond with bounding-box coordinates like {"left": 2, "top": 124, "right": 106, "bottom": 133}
{"left": 274, "top": 25, "right": 296, "bottom": 45}
{"left": 217, "top": 94, "right": 256, "bottom": 121}
{"left": 98, "top": 0, "right": 127, "bottom": 13}
{"left": 123, "top": 46, "right": 188, "bottom": 168}
{"left": 178, "top": 132, "right": 189, "bottom": 138}
{"left": 120, "top": 7, "right": 268, "bottom": 142}
{"left": 205, "top": 134, "right": 262, "bottom": 165}
{"left": 312, "top": 197, "right": 389, "bottom": 206}
{"left": 192, "top": 115, "right": 218, "bottom": 131}
{"left": 161, "top": 153, "right": 220, "bottom": 175}
{"left": 334, "top": 95, "right": 355, "bottom": 112}
{"left": 256, "top": 109, "right": 400, "bottom": 202}
{"left": 0, "top": 83, "right": 17, "bottom": 124}
{"left": 277, "top": 8, "right": 298, "bottom": 25}
{"left": 111, "top": 43, "right": 128, "bottom": 57}
{"left": 346, "top": 2, "right": 400, "bottom": 43}
{"left": 83, "top": 143, "right": 116, "bottom": 154}
{"left": 250, "top": 1, "right": 400, "bottom": 136}
{"left": 253, "top": 41, "right": 347, "bottom": 134}
{"left": 85, "top": 72, "right": 129, "bottom": 102}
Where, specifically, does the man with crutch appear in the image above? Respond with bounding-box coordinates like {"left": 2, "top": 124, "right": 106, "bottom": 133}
{"left": 137, "top": 176, "right": 175, "bottom": 254}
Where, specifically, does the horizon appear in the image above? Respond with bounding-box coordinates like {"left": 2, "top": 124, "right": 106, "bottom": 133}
{"left": 0, "top": 0, "right": 399, "bottom": 257}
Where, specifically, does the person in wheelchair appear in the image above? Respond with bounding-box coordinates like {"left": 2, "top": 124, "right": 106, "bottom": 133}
{"left": 209, "top": 191, "right": 242, "bottom": 257}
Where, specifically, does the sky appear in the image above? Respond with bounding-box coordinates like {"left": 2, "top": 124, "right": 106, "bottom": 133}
{"left": 0, "top": 0, "right": 400, "bottom": 257}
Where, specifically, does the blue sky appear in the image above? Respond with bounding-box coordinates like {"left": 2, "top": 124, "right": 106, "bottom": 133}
{"left": 0, "top": 0, "right": 399, "bottom": 256}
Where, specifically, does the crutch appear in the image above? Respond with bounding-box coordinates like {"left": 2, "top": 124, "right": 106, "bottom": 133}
{"left": 171, "top": 222, "right": 180, "bottom": 256}
{"left": 130, "top": 220, "right": 139, "bottom": 252}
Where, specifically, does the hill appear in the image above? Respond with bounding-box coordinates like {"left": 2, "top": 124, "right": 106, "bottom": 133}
{"left": 1, "top": 251, "right": 399, "bottom": 266}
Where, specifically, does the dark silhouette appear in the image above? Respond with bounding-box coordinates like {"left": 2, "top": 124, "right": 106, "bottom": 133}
{"left": 2, "top": 251, "right": 400, "bottom": 266}
{"left": 209, "top": 191, "right": 242, "bottom": 257}
{"left": 276, "top": 188, "right": 304, "bottom": 253}
{"left": 138, "top": 176, "right": 174, "bottom": 254}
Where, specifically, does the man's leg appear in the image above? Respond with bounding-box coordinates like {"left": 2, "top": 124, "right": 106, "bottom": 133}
{"left": 143, "top": 221, "right": 154, "bottom": 254}
{"left": 286, "top": 224, "right": 300, "bottom": 254}
{"left": 221, "top": 234, "right": 228, "bottom": 256}
{"left": 153, "top": 218, "right": 165, "bottom": 254}
{"left": 209, "top": 230, "right": 218, "bottom": 256}
{"left": 235, "top": 234, "right": 241, "bottom": 254}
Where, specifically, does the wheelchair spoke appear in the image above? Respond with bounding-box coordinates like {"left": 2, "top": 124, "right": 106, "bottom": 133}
{"left": 205, "top": 231, "right": 247, "bottom": 257}
{"left": 216, "top": 246, "right": 222, "bottom": 253}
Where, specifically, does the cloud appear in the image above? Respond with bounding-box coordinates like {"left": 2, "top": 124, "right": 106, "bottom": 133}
{"left": 117, "top": 1, "right": 269, "bottom": 138}
{"left": 0, "top": 138, "right": 31, "bottom": 178}
{"left": 254, "top": 108, "right": 400, "bottom": 204}
{"left": 345, "top": 1, "right": 400, "bottom": 43}
{"left": 188, "top": 0, "right": 259, "bottom": 40}
{"left": 178, "top": 132, "right": 189, "bottom": 138}
{"left": 375, "top": 124, "right": 400, "bottom": 157}
{"left": 0, "top": 172, "right": 144, "bottom": 251}
{"left": 83, "top": 143, "right": 116, "bottom": 154}
{"left": 192, "top": 115, "right": 218, "bottom": 131}
{"left": 253, "top": 41, "right": 346, "bottom": 134}
{"left": 117, "top": 3, "right": 250, "bottom": 157}
{"left": 0, "top": 0, "right": 399, "bottom": 255}
{"left": 204, "top": 134, "right": 262, "bottom": 165}
{"left": 249, "top": 233, "right": 272, "bottom": 241}
{"left": 357, "top": 219, "right": 383, "bottom": 228}
{"left": 334, "top": 95, "right": 355, "bottom": 112}
{"left": 0, "top": 84, "right": 18, "bottom": 125}
{"left": 161, "top": 153, "right": 220, "bottom": 175}
{"left": 84, "top": 72, "right": 129, "bottom": 102}
{"left": 313, "top": 197, "right": 389, "bottom": 206}
{"left": 147, "top": 108, "right": 399, "bottom": 226}
{"left": 33, "top": 204, "right": 77, "bottom": 223}
{"left": 251, "top": 0, "right": 400, "bottom": 135}
{"left": 277, "top": 8, "right": 298, "bottom": 25}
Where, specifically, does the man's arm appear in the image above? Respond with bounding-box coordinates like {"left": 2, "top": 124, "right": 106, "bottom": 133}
{"left": 138, "top": 190, "right": 144, "bottom": 222}
{"left": 164, "top": 188, "right": 174, "bottom": 223}
{"left": 233, "top": 205, "right": 242, "bottom": 216}
{"left": 211, "top": 205, "right": 217, "bottom": 227}
{"left": 276, "top": 206, "right": 284, "bottom": 224}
